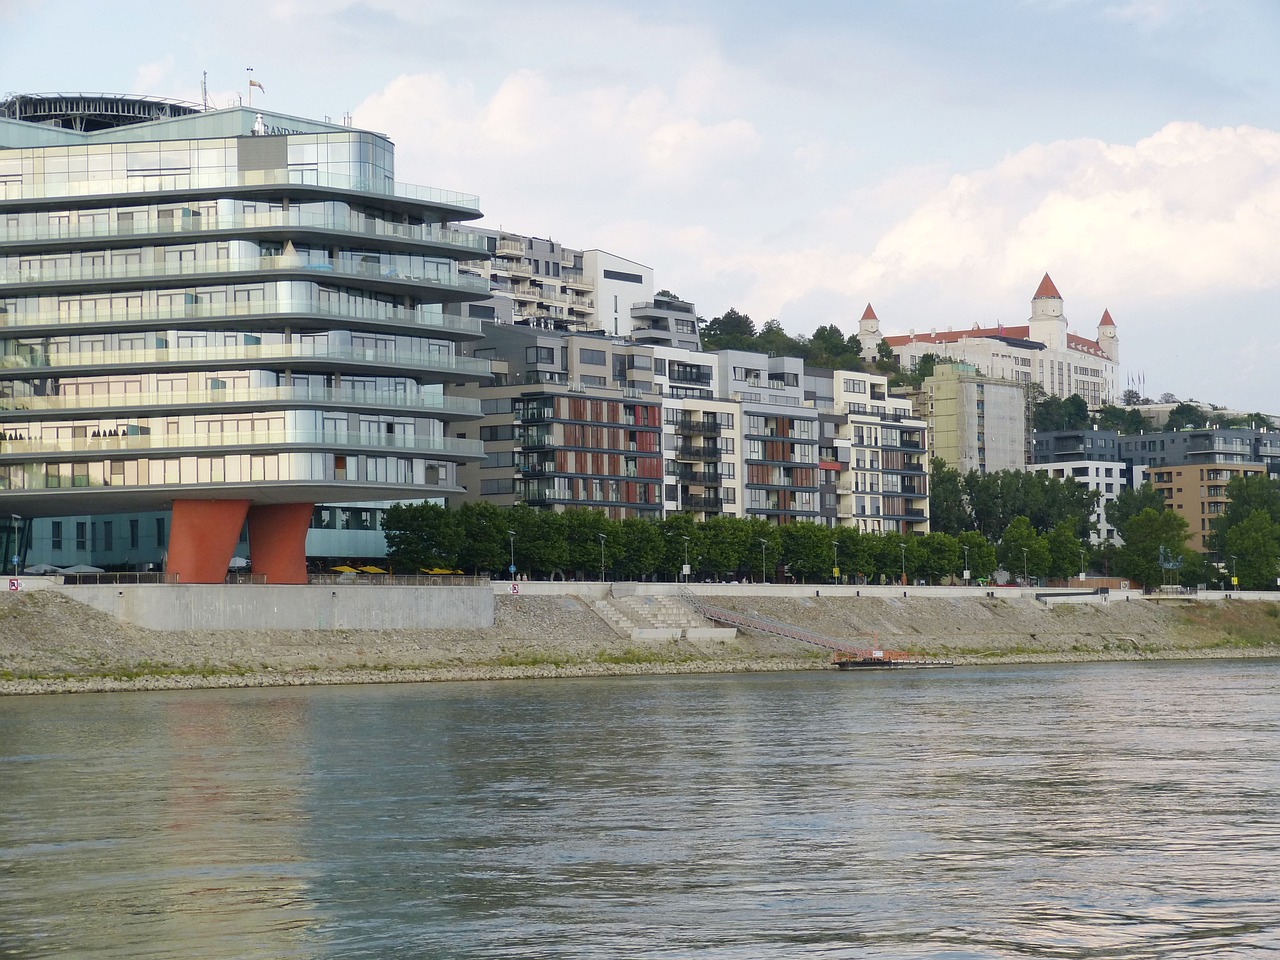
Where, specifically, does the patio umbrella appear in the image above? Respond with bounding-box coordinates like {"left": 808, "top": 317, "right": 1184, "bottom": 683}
{"left": 228, "top": 556, "right": 250, "bottom": 569}
{"left": 59, "top": 563, "right": 105, "bottom": 574}
{"left": 331, "top": 565, "right": 358, "bottom": 573}
{"left": 23, "top": 562, "right": 63, "bottom": 574}
{"left": 358, "top": 565, "right": 387, "bottom": 574}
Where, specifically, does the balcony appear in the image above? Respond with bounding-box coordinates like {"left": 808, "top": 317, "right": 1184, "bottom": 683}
{"left": 673, "top": 444, "right": 721, "bottom": 462}
{"left": 668, "top": 465, "right": 720, "bottom": 484}
{"left": 684, "top": 495, "right": 723, "bottom": 512}
{"left": 671, "top": 418, "right": 721, "bottom": 436}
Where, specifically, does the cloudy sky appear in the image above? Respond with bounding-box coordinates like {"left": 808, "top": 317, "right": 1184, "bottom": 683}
{"left": 6, "top": 0, "right": 1280, "bottom": 412}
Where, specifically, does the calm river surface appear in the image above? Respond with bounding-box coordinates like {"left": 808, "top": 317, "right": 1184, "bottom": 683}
{"left": 2, "top": 660, "right": 1279, "bottom": 959}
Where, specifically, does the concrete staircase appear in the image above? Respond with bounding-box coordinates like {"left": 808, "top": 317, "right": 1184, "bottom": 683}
{"left": 592, "top": 593, "right": 737, "bottom": 643}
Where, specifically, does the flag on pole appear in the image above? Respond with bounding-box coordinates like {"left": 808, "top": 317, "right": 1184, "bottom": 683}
{"left": 250, "top": 79, "right": 265, "bottom": 93}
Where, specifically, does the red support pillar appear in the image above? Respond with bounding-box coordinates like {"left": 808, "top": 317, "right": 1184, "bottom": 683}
{"left": 247, "top": 503, "right": 313, "bottom": 585}
{"left": 167, "top": 500, "right": 250, "bottom": 584}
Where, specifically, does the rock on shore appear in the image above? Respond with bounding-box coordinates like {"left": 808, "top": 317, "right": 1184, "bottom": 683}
{"left": 1, "top": 589, "right": 1278, "bottom": 695}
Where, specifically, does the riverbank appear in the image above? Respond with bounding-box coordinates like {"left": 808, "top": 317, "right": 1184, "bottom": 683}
{"left": 2, "top": 589, "right": 1279, "bottom": 695}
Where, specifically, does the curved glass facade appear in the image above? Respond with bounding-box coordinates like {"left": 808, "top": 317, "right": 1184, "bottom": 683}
{"left": 0, "top": 98, "right": 492, "bottom": 579}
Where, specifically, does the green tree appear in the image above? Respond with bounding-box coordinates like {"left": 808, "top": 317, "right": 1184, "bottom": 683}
{"left": 1222, "top": 509, "right": 1280, "bottom": 590}
{"left": 1106, "top": 482, "right": 1166, "bottom": 533}
{"left": 998, "top": 515, "right": 1050, "bottom": 582}
{"left": 779, "top": 520, "right": 833, "bottom": 582}
{"left": 1034, "top": 393, "right": 1090, "bottom": 431}
{"left": 1114, "top": 507, "right": 1191, "bottom": 590}
{"left": 756, "top": 318, "right": 801, "bottom": 358}
{"left": 1209, "top": 473, "right": 1280, "bottom": 557}
{"left": 699, "top": 514, "right": 751, "bottom": 580}
{"left": 618, "top": 516, "right": 666, "bottom": 581}
{"left": 508, "top": 505, "right": 567, "bottom": 578}
{"left": 928, "top": 457, "right": 971, "bottom": 535}
{"left": 1165, "top": 402, "right": 1207, "bottom": 430}
{"left": 383, "top": 502, "right": 462, "bottom": 571}
{"left": 957, "top": 530, "right": 997, "bottom": 581}
{"left": 918, "top": 531, "right": 960, "bottom": 584}
{"left": 1045, "top": 519, "right": 1086, "bottom": 581}
{"left": 1092, "top": 404, "right": 1146, "bottom": 434}
{"left": 700, "top": 308, "right": 756, "bottom": 351}
{"left": 454, "top": 501, "right": 511, "bottom": 576}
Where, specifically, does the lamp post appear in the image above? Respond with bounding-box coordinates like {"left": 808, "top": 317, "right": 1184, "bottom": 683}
{"left": 682, "top": 535, "right": 690, "bottom": 584}
{"left": 833, "top": 538, "right": 840, "bottom": 585}
{"left": 899, "top": 541, "right": 906, "bottom": 586}
{"left": 963, "top": 544, "right": 970, "bottom": 586}
{"left": 9, "top": 514, "right": 19, "bottom": 578}
{"left": 508, "top": 529, "right": 516, "bottom": 581}
{"left": 598, "top": 533, "right": 607, "bottom": 583}
{"left": 759, "top": 538, "right": 768, "bottom": 584}
{"left": 1022, "top": 547, "right": 1029, "bottom": 587}
{"left": 1231, "top": 554, "right": 1238, "bottom": 589}
{"left": 1079, "top": 549, "right": 1086, "bottom": 583}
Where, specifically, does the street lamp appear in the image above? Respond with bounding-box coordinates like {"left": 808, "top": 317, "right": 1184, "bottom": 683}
{"left": 1231, "top": 555, "right": 1238, "bottom": 589}
{"left": 1022, "top": 547, "right": 1029, "bottom": 587}
{"left": 598, "top": 533, "right": 607, "bottom": 583}
{"left": 682, "top": 535, "right": 690, "bottom": 584}
{"left": 833, "top": 538, "right": 840, "bottom": 585}
{"left": 9, "top": 514, "right": 19, "bottom": 577}
{"left": 508, "top": 529, "right": 516, "bottom": 581}
{"left": 1079, "top": 549, "right": 1086, "bottom": 583}
{"left": 899, "top": 541, "right": 906, "bottom": 586}
{"left": 963, "top": 544, "right": 970, "bottom": 586}
{"left": 759, "top": 537, "right": 768, "bottom": 584}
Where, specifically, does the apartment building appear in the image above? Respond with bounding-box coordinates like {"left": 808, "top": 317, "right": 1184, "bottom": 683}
{"left": 1121, "top": 426, "right": 1280, "bottom": 554}
{"left": 915, "top": 362, "right": 1029, "bottom": 474}
{"left": 1030, "top": 428, "right": 1131, "bottom": 544}
{"left": 0, "top": 93, "right": 489, "bottom": 580}
{"left": 459, "top": 227, "right": 653, "bottom": 336}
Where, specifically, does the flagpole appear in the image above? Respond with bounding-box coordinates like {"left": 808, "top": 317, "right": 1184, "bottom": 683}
{"left": 247, "top": 66, "right": 254, "bottom": 107}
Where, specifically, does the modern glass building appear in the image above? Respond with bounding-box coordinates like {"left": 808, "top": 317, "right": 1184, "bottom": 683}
{"left": 0, "top": 93, "right": 491, "bottom": 582}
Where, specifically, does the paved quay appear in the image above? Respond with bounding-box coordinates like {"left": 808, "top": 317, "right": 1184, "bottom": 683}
{"left": 2, "top": 581, "right": 1278, "bottom": 695}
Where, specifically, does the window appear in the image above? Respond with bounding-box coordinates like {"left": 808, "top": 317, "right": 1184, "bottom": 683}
{"left": 579, "top": 348, "right": 607, "bottom": 366}
{"left": 130, "top": 519, "right": 139, "bottom": 549}
{"left": 603, "top": 269, "right": 643, "bottom": 284}
{"left": 51, "top": 521, "right": 63, "bottom": 552}
{"left": 526, "top": 345, "right": 555, "bottom": 365}
{"left": 156, "top": 517, "right": 167, "bottom": 549}
{"left": 103, "top": 521, "right": 113, "bottom": 552}
{"left": 76, "top": 522, "right": 87, "bottom": 551}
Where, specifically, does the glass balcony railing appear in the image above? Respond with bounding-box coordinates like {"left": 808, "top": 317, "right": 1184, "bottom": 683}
{"left": 0, "top": 212, "right": 490, "bottom": 251}
{"left": 0, "top": 429, "right": 486, "bottom": 460}
{"left": 0, "top": 343, "right": 493, "bottom": 378}
{"left": 1, "top": 255, "right": 492, "bottom": 293}
{"left": 0, "top": 297, "right": 482, "bottom": 337}
{"left": 0, "top": 386, "right": 483, "bottom": 418}
{"left": 1, "top": 168, "right": 481, "bottom": 212}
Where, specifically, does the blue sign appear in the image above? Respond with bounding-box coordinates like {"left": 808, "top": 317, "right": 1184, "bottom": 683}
{"left": 509, "top": 564, "right": 516, "bottom": 573}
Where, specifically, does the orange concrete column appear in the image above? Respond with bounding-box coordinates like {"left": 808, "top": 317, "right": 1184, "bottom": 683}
{"left": 167, "top": 500, "right": 251, "bottom": 584}
{"left": 247, "top": 503, "right": 314, "bottom": 584}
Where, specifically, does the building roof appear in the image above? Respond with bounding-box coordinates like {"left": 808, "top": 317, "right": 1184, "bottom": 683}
{"left": 1098, "top": 308, "right": 1116, "bottom": 327}
{"left": 1033, "top": 273, "right": 1062, "bottom": 300}
{"left": 860, "top": 303, "right": 878, "bottom": 321}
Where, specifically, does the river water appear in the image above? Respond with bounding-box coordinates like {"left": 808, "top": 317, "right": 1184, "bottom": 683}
{"left": 1, "top": 660, "right": 1278, "bottom": 959}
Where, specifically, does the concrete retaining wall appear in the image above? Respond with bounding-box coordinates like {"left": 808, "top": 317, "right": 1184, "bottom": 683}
{"left": 55, "top": 583, "right": 493, "bottom": 632}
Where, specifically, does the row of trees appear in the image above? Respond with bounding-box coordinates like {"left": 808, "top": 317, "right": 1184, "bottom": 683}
{"left": 383, "top": 477, "right": 1280, "bottom": 590}
{"left": 383, "top": 500, "right": 1114, "bottom": 585}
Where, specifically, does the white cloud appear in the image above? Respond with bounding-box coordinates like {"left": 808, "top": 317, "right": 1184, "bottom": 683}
{"left": 132, "top": 55, "right": 175, "bottom": 94}
{"left": 852, "top": 122, "right": 1280, "bottom": 306}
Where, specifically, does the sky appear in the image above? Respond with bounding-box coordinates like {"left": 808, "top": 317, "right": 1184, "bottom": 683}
{"left": 5, "top": 0, "right": 1280, "bottom": 412}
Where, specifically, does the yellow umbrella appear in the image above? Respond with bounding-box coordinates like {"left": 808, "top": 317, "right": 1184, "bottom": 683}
{"left": 331, "top": 565, "right": 358, "bottom": 573}
{"left": 358, "top": 565, "right": 387, "bottom": 574}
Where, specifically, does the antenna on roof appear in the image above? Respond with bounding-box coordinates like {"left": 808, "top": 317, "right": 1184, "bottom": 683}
{"left": 201, "top": 72, "right": 211, "bottom": 111}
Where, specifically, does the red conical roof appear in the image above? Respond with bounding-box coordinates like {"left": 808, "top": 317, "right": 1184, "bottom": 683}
{"left": 1033, "top": 273, "right": 1061, "bottom": 300}
{"left": 861, "top": 303, "right": 878, "bottom": 321}
{"left": 1098, "top": 308, "right": 1115, "bottom": 327}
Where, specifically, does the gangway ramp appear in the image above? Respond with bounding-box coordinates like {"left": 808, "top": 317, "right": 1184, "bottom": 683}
{"left": 682, "top": 593, "right": 951, "bottom": 668}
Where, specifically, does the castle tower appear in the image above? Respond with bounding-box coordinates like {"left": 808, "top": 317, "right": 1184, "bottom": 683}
{"left": 1097, "top": 308, "right": 1118, "bottom": 362}
{"left": 1027, "top": 273, "right": 1067, "bottom": 350}
{"left": 857, "top": 303, "right": 882, "bottom": 357}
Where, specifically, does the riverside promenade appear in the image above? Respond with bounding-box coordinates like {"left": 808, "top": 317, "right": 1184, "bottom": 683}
{"left": 1, "top": 578, "right": 1278, "bottom": 695}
